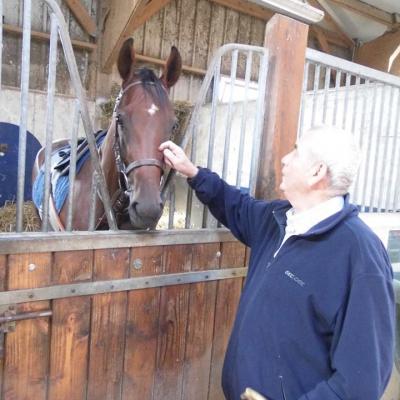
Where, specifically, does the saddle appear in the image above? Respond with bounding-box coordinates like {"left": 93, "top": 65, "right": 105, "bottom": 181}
{"left": 54, "top": 129, "right": 107, "bottom": 176}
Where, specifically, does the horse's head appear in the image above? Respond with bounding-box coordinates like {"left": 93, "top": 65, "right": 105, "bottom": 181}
{"left": 114, "top": 38, "right": 181, "bottom": 229}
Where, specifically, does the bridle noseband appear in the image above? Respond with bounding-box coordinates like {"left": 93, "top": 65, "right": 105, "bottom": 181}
{"left": 113, "top": 80, "right": 165, "bottom": 192}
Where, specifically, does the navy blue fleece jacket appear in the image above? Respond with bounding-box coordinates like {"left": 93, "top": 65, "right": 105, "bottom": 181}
{"left": 188, "top": 168, "right": 395, "bottom": 400}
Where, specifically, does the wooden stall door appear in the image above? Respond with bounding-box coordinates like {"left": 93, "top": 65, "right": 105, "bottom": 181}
{"left": 0, "top": 240, "right": 246, "bottom": 400}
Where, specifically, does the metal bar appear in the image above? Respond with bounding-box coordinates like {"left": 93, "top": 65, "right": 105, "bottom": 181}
{"left": 351, "top": 75, "right": 361, "bottom": 133}
{"left": 360, "top": 83, "right": 379, "bottom": 210}
{"left": 352, "top": 79, "right": 369, "bottom": 204}
{"left": 377, "top": 86, "right": 394, "bottom": 210}
{"left": 311, "top": 63, "right": 320, "bottom": 126}
{"left": 16, "top": 0, "right": 32, "bottom": 232}
{"left": 66, "top": 101, "right": 80, "bottom": 231}
{"left": 249, "top": 51, "right": 268, "bottom": 195}
{"left": 0, "top": 268, "right": 248, "bottom": 306}
{"left": 342, "top": 72, "right": 351, "bottom": 129}
{"left": 41, "top": 13, "right": 58, "bottom": 232}
{"left": 0, "top": 229, "right": 236, "bottom": 254}
{"left": 43, "top": 0, "right": 117, "bottom": 230}
{"left": 332, "top": 70, "right": 341, "bottom": 126}
{"left": 221, "top": 49, "right": 239, "bottom": 181}
{"left": 236, "top": 50, "right": 253, "bottom": 188}
{"left": 298, "top": 61, "right": 310, "bottom": 136}
{"left": 0, "top": 310, "right": 52, "bottom": 323}
{"left": 367, "top": 85, "right": 386, "bottom": 209}
{"left": 203, "top": 57, "right": 222, "bottom": 228}
{"left": 88, "top": 171, "right": 97, "bottom": 231}
{"left": 322, "top": 66, "right": 331, "bottom": 123}
{"left": 385, "top": 89, "right": 400, "bottom": 211}
{"left": 168, "top": 181, "right": 175, "bottom": 229}
{"left": 306, "top": 48, "right": 400, "bottom": 88}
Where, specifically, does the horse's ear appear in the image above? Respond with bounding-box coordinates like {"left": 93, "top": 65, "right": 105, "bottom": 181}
{"left": 160, "top": 46, "right": 182, "bottom": 88}
{"left": 117, "top": 38, "right": 135, "bottom": 81}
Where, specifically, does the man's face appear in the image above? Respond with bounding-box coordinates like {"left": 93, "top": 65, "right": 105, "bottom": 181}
{"left": 280, "top": 140, "right": 313, "bottom": 201}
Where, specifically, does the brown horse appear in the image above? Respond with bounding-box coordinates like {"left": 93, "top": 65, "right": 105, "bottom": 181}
{"left": 32, "top": 38, "right": 181, "bottom": 230}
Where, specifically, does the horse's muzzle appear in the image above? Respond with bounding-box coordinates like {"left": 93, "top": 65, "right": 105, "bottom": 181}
{"left": 128, "top": 199, "right": 163, "bottom": 229}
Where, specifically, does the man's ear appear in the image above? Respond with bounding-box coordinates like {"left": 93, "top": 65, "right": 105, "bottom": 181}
{"left": 308, "top": 162, "right": 329, "bottom": 188}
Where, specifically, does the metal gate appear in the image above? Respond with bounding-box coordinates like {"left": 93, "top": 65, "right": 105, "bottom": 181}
{"left": 299, "top": 48, "right": 400, "bottom": 213}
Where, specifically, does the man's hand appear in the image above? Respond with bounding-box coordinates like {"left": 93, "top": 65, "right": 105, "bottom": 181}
{"left": 240, "top": 387, "right": 268, "bottom": 400}
{"left": 159, "top": 141, "right": 199, "bottom": 178}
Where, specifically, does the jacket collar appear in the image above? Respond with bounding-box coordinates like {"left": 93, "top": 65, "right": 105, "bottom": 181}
{"left": 272, "top": 194, "right": 358, "bottom": 237}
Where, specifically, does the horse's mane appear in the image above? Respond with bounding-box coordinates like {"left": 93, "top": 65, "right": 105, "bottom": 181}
{"left": 134, "top": 68, "right": 169, "bottom": 107}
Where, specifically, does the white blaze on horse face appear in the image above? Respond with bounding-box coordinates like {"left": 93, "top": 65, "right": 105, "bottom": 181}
{"left": 148, "top": 104, "right": 159, "bottom": 115}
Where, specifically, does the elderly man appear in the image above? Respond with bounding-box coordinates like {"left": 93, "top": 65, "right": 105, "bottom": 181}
{"left": 159, "top": 126, "right": 395, "bottom": 400}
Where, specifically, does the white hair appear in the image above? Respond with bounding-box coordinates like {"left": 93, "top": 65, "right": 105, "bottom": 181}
{"left": 299, "top": 126, "right": 361, "bottom": 196}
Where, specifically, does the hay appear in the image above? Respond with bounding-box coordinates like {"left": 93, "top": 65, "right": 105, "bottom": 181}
{"left": 0, "top": 201, "right": 41, "bottom": 232}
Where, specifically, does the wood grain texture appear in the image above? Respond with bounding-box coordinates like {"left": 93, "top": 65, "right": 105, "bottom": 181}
{"left": 153, "top": 244, "right": 192, "bottom": 400}
{"left": 48, "top": 250, "right": 93, "bottom": 400}
{"left": 256, "top": 14, "right": 308, "bottom": 200}
{"left": 122, "top": 246, "right": 164, "bottom": 400}
{"left": 181, "top": 243, "right": 220, "bottom": 400}
{"left": 87, "top": 248, "right": 129, "bottom": 400}
{"left": 208, "top": 241, "right": 246, "bottom": 400}
{"left": 3, "top": 253, "right": 52, "bottom": 400}
{"left": 0, "top": 255, "right": 6, "bottom": 396}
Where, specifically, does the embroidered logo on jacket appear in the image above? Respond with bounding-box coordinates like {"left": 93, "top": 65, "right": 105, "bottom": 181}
{"left": 285, "top": 270, "right": 306, "bottom": 287}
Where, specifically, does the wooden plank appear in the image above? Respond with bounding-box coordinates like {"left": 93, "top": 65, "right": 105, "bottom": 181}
{"left": 102, "top": 0, "right": 171, "bottom": 72}
{"left": 3, "top": 24, "right": 97, "bottom": 51}
{"left": 237, "top": 13, "right": 252, "bottom": 78}
{"left": 255, "top": 14, "right": 308, "bottom": 200}
{"left": 181, "top": 243, "right": 220, "bottom": 400}
{"left": 3, "top": 253, "right": 52, "bottom": 400}
{"left": 153, "top": 244, "right": 192, "bottom": 400}
{"left": 308, "top": 0, "right": 354, "bottom": 48}
{"left": 210, "top": 0, "right": 273, "bottom": 21}
{"left": 87, "top": 248, "right": 130, "bottom": 400}
{"left": 122, "top": 246, "right": 163, "bottom": 400}
{"left": 312, "top": 25, "right": 331, "bottom": 53}
{"left": 221, "top": 9, "right": 239, "bottom": 75}
{"left": 160, "top": 0, "right": 179, "bottom": 60}
{"left": 207, "top": 3, "right": 226, "bottom": 66}
{"left": 328, "top": 0, "right": 394, "bottom": 27}
{"left": 208, "top": 241, "right": 246, "bottom": 400}
{"left": 143, "top": 0, "right": 164, "bottom": 59}
{"left": 0, "top": 255, "right": 6, "bottom": 396}
{"left": 48, "top": 250, "right": 93, "bottom": 400}
{"left": 65, "top": 0, "right": 97, "bottom": 37}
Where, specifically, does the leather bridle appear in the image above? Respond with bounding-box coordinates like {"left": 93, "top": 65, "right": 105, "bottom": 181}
{"left": 96, "top": 80, "right": 167, "bottom": 229}
{"left": 113, "top": 80, "right": 165, "bottom": 192}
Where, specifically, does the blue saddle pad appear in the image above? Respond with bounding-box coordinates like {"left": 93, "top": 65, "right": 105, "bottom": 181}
{"left": 32, "top": 132, "right": 107, "bottom": 215}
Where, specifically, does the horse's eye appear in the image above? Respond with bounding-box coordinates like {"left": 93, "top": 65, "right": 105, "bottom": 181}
{"left": 172, "top": 121, "right": 179, "bottom": 134}
{"left": 117, "top": 113, "right": 124, "bottom": 128}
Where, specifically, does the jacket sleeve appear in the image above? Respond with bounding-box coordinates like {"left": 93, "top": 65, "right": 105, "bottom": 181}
{"left": 298, "top": 274, "right": 395, "bottom": 400}
{"left": 188, "top": 167, "right": 271, "bottom": 247}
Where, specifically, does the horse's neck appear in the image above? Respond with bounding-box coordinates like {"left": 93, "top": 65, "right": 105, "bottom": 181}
{"left": 100, "top": 122, "right": 119, "bottom": 196}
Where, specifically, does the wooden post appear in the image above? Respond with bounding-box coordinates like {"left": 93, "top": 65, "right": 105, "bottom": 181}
{"left": 255, "top": 14, "right": 309, "bottom": 200}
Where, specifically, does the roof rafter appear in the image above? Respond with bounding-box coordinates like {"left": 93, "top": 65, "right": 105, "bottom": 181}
{"left": 101, "top": 0, "right": 171, "bottom": 73}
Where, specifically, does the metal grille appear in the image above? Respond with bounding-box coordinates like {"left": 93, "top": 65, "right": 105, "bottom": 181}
{"left": 299, "top": 48, "right": 400, "bottom": 213}
{"left": 0, "top": 0, "right": 116, "bottom": 232}
{"left": 160, "top": 43, "right": 269, "bottom": 229}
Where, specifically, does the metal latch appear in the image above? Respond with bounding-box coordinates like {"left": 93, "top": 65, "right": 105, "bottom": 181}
{"left": 0, "top": 305, "right": 17, "bottom": 334}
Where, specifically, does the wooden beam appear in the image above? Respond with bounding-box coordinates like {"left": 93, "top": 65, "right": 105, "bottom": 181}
{"left": 3, "top": 23, "right": 96, "bottom": 52}
{"left": 102, "top": 0, "right": 171, "bottom": 73}
{"left": 209, "top": 0, "right": 351, "bottom": 49}
{"left": 355, "top": 29, "right": 400, "bottom": 75}
{"left": 209, "top": 0, "right": 273, "bottom": 20}
{"left": 312, "top": 26, "right": 331, "bottom": 53}
{"left": 328, "top": 0, "right": 394, "bottom": 28}
{"left": 309, "top": 0, "right": 354, "bottom": 48}
{"left": 256, "top": 14, "right": 309, "bottom": 200}
{"left": 65, "top": 0, "right": 97, "bottom": 37}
